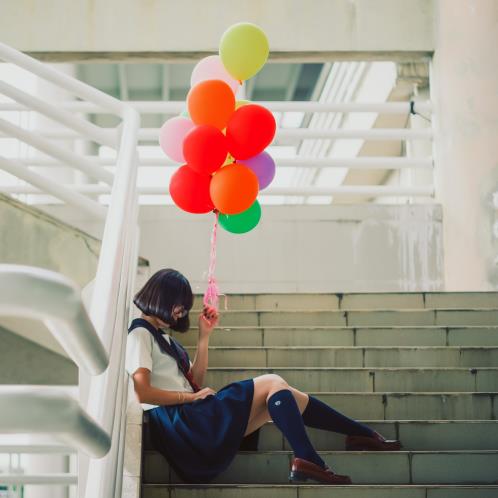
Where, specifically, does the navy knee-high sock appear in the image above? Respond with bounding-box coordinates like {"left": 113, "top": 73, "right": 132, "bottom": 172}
{"left": 302, "top": 395, "right": 375, "bottom": 437}
{"left": 267, "top": 389, "right": 326, "bottom": 469}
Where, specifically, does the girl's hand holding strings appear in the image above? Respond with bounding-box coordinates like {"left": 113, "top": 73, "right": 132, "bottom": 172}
{"left": 198, "top": 304, "right": 219, "bottom": 338}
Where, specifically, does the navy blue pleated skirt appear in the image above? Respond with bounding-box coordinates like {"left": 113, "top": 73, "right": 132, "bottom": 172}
{"left": 147, "top": 378, "right": 255, "bottom": 483}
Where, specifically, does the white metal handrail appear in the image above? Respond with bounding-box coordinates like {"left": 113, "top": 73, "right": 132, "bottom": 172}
{"left": 0, "top": 41, "right": 140, "bottom": 498}
{"left": 0, "top": 80, "right": 117, "bottom": 148}
{"left": 0, "top": 42, "right": 122, "bottom": 113}
{"left": 0, "top": 265, "right": 108, "bottom": 375}
{"left": 1, "top": 474, "right": 78, "bottom": 485}
{"left": 0, "top": 445, "right": 77, "bottom": 454}
{"left": 0, "top": 100, "right": 434, "bottom": 114}
{"left": 0, "top": 156, "right": 433, "bottom": 169}
{"left": 0, "top": 87, "right": 433, "bottom": 202}
{"left": 0, "top": 118, "right": 114, "bottom": 184}
{"left": 0, "top": 126, "right": 433, "bottom": 141}
{"left": 0, "top": 183, "right": 435, "bottom": 197}
{"left": 0, "top": 384, "right": 110, "bottom": 458}
{"left": 0, "top": 156, "right": 107, "bottom": 218}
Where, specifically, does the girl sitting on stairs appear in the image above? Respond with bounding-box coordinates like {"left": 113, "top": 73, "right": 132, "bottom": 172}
{"left": 125, "top": 268, "right": 402, "bottom": 485}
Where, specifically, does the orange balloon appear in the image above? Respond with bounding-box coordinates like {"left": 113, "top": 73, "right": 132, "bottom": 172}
{"left": 187, "top": 80, "right": 236, "bottom": 130}
{"left": 210, "top": 163, "right": 259, "bottom": 214}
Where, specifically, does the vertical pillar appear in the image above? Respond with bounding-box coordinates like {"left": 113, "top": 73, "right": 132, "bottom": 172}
{"left": 431, "top": 0, "right": 498, "bottom": 290}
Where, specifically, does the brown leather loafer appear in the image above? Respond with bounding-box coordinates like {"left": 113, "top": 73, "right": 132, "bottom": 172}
{"left": 289, "top": 457, "right": 352, "bottom": 484}
{"left": 345, "top": 430, "right": 402, "bottom": 451}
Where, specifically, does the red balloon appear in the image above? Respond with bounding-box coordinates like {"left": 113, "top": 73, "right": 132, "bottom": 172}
{"left": 183, "top": 125, "right": 228, "bottom": 175}
{"left": 169, "top": 165, "right": 214, "bottom": 214}
{"left": 226, "top": 104, "right": 276, "bottom": 160}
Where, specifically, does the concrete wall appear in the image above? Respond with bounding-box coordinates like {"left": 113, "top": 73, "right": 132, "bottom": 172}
{"left": 1, "top": 0, "right": 434, "bottom": 61}
{"left": 0, "top": 193, "right": 100, "bottom": 287}
{"left": 0, "top": 325, "right": 77, "bottom": 385}
{"left": 0, "top": 194, "right": 100, "bottom": 355}
{"left": 45, "top": 203, "right": 444, "bottom": 293}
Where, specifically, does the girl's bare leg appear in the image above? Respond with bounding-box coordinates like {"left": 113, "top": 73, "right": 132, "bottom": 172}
{"left": 243, "top": 374, "right": 309, "bottom": 436}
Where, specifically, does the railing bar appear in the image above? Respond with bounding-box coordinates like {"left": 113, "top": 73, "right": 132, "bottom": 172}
{"left": 0, "top": 184, "right": 435, "bottom": 196}
{"left": 0, "top": 156, "right": 107, "bottom": 219}
{"left": 0, "top": 41, "right": 123, "bottom": 116}
{"left": 0, "top": 474, "right": 77, "bottom": 485}
{"left": 0, "top": 100, "right": 433, "bottom": 114}
{"left": 1, "top": 128, "right": 433, "bottom": 141}
{"left": 89, "top": 108, "right": 140, "bottom": 349}
{"left": 83, "top": 148, "right": 139, "bottom": 498}
{"left": 10, "top": 156, "right": 434, "bottom": 169}
{"left": 0, "top": 118, "right": 114, "bottom": 185}
{"left": 0, "top": 445, "right": 77, "bottom": 454}
{"left": 0, "top": 80, "right": 117, "bottom": 149}
{"left": 0, "top": 266, "right": 109, "bottom": 374}
{"left": 0, "top": 385, "right": 111, "bottom": 457}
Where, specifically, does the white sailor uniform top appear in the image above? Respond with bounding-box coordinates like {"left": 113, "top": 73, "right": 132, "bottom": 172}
{"left": 125, "top": 325, "right": 194, "bottom": 411}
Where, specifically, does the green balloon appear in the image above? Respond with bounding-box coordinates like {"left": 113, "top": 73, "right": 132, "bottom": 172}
{"left": 219, "top": 23, "right": 269, "bottom": 81}
{"left": 219, "top": 200, "right": 261, "bottom": 234}
{"left": 180, "top": 108, "right": 190, "bottom": 118}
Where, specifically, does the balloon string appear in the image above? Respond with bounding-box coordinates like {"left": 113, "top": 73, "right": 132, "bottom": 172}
{"left": 203, "top": 211, "right": 228, "bottom": 311}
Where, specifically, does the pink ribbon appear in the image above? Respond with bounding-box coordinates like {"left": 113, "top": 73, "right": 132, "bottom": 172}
{"left": 203, "top": 210, "right": 228, "bottom": 311}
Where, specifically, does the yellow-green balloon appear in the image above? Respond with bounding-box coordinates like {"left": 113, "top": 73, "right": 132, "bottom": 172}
{"left": 235, "top": 99, "right": 251, "bottom": 110}
{"left": 219, "top": 23, "right": 269, "bottom": 81}
{"left": 219, "top": 200, "right": 261, "bottom": 234}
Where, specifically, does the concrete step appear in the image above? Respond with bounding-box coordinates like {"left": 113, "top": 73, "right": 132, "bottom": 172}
{"left": 193, "top": 292, "right": 498, "bottom": 311}
{"left": 143, "top": 484, "right": 498, "bottom": 498}
{"left": 203, "top": 309, "right": 498, "bottom": 328}
{"left": 205, "top": 368, "right": 498, "bottom": 392}
{"left": 184, "top": 346, "right": 498, "bottom": 368}
{"left": 144, "top": 392, "right": 497, "bottom": 421}
{"left": 143, "top": 450, "right": 498, "bottom": 485}
{"left": 275, "top": 392, "right": 497, "bottom": 421}
{"left": 177, "top": 326, "right": 498, "bottom": 347}
{"left": 143, "top": 420, "right": 498, "bottom": 451}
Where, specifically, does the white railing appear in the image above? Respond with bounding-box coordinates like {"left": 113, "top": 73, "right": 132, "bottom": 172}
{"left": 0, "top": 41, "right": 140, "bottom": 498}
{"left": 0, "top": 99, "right": 433, "bottom": 114}
{"left": 0, "top": 183, "right": 435, "bottom": 197}
{"left": 0, "top": 98, "right": 434, "bottom": 202}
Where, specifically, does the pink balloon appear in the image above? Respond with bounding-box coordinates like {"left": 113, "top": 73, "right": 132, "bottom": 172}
{"left": 191, "top": 55, "right": 240, "bottom": 95}
{"left": 159, "top": 117, "right": 195, "bottom": 163}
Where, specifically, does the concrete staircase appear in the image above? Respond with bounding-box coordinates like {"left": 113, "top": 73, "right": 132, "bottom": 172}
{"left": 141, "top": 292, "right": 498, "bottom": 497}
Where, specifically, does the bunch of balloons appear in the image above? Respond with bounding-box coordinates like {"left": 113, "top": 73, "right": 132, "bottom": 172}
{"left": 159, "top": 22, "right": 276, "bottom": 234}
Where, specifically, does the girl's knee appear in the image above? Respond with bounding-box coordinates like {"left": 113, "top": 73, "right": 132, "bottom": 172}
{"left": 263, "top": 373, "right": 289, "bottom": 387}
{"left": 275, "top": 375, "right": 289, "bottom": 387}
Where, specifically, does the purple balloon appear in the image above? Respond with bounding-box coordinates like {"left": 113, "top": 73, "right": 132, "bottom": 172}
{"left": 240, "top": 151, "right": 275, "bottom": 190}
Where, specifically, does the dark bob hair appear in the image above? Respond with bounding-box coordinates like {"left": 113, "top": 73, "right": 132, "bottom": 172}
{"left": 133, "top": 268, "right": 193, "bottom": 333}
